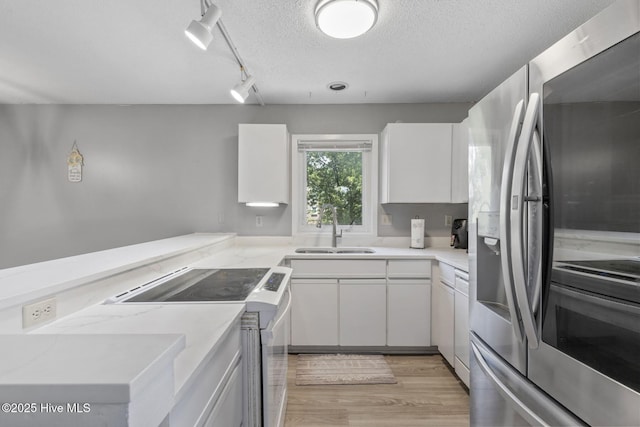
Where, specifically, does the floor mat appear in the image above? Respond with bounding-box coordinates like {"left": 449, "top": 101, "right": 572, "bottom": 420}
{"left": 295, "top": 354, "right": 397, "bottom": 386}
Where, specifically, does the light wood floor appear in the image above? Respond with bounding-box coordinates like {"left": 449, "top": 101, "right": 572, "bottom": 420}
{"left": 284, "top": 354, "right": 470, "bottom": 427}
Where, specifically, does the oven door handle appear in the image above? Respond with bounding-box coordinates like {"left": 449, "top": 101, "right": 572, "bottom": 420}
{"left": 510, "top": 92, "right": 541, "bottom": 349}
{"left": 499, "top": 98, "right": 526, "bottom": 343}
{"left": 262, "top": 288, "right": 292, "bottom": 341}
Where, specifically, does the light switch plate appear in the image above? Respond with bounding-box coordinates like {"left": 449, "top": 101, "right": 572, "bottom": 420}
{"left": 23, "top": 297, "right": 57, "bottom": 328}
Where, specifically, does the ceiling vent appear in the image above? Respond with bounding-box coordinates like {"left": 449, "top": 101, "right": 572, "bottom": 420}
{"left": 328, "top": 82, "right": 349, "bottom": 91}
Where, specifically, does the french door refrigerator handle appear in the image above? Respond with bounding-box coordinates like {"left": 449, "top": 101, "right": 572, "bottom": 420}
{"left": 471, "top": 335, "right": 586, "bottom": 427}
{"left": 530, "top": 130, "right": 543, "bottom": 316}
{"left": 471, "top": 339, "right": 547, "bottom": 426}
{"left": 499, "top": 99, "right": 526, "bottom": 343}
{"left": 510, "top": 93, "right": 541, "bottom": 349}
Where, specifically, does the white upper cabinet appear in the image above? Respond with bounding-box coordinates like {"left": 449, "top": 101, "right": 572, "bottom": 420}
{"left": 380, "top": 123, "right": 453, "bottom": 203}
{"left": 238, "top": 124, "right": 290, "bottom": 205}
{"left": 451, "top": 118, "right": 469, "bottom": 203}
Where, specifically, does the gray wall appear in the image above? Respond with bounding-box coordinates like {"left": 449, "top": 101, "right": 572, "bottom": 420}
{"left": 0, "top": 103, "right": 470, "bottom": 268}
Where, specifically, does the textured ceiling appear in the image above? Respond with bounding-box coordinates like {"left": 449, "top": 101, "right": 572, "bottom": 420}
{"left": 0, "top": 0, "right": 615, "bottom": 104}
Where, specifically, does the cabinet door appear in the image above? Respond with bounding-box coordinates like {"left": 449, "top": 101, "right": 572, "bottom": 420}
{"left": 451, "top": 118, "right": 469, "bottom": 203}
{"left": 387, "top": 280, "right": 431, "bottom": 346}
{"left": 433, "top": 280, "right": 455, "bottom": 365}
{"left": 203, "top": 364, "right": 242, "bottom": 427}
{"left": 380, "top": 123, "right": 453, "bottom": 203}
{"left": 238, "top": 124, "right": 289, "bottom": 204}
{"left": 290, "top": 279, "right": 338, "bottom": 346}
{"left": 454, "top": 289, "right": 470, "bottom": 366}
{"left": 339, "top": 279, "right": 386, "bottom": 346}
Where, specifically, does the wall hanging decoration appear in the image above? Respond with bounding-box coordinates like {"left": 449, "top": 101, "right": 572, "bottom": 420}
{"left": 67, "top": 141, "right": 84, "bottom": 182}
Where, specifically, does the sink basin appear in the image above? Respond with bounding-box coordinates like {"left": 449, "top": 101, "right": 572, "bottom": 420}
{"left": 294, "top": 247, "right": 375, "bottom": 254}
{"left": 335, "top": 248, "right": 376, "bottom": 254}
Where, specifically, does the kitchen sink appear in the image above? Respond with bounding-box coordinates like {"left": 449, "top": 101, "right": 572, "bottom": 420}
{"left": 294, "top": 247, "right": 375, "bottom": 254}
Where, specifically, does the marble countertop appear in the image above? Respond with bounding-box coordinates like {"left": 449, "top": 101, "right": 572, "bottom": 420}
{"left": 31, "top": 303, "right": 245, "bottom": 401}
{"left": 0, "top": 233, "right": 468, "bottom": 424}
{"left": 0, "top": 333, "right": 183, "bottom": 401}
{"left": 0, "top": 333, "right": 184, "bottom": 427}
{"left": 0, "top": 233, "right": 235, "bottom": 311}
{"left": 192, "top": 239, "right": 469, "bottom": 272}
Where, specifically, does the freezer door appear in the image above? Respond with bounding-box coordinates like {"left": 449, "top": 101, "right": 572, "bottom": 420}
{"left": 468, "top": 66, "right": 528, "bottom": 374}
{"left": 470, "top": 333, "right": 585, "bottom": 427}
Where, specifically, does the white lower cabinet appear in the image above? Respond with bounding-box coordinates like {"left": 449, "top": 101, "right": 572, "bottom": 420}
{"left": 203, "top": 363, "right": 243, "bottom": 427}
{"left": 289, "top": 258, "right": 432, "bottom": 350}
{"left": 290, "top": 279, "right": 339, "bottom": 346}
{"left": 433, "top": 279, "right": 455, "bottom": 366}
{"left": 454, "top": 270, "right": 470, "bottom": 387}
{"left": 387, "top": 280, "right": 431, "bottom": 346}
{"left": 339, "top": 279, "right": 387, "bottom": 346}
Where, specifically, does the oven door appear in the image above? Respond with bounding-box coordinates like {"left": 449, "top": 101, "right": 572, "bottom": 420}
{"left": 260, "top": 284, "right": 291, "bottom": 427}
{"left": 528, "top": 2, "right": 640, "bottom": 425}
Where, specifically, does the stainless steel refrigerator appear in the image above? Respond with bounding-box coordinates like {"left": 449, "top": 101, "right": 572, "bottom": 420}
{"left": 468, "top": 1, "right": 640, "bottom": 425}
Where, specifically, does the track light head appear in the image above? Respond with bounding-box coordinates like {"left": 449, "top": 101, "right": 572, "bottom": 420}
{"left": 185, "top": 4, "right": 222, "bottom": 50}
{"left": 230, "top": 75, "right": 256, "bottom": 103}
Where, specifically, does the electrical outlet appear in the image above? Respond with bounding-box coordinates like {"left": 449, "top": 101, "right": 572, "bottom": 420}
{"left": 445, "top": 215, "right": 453, "bottom": 227}
{"left": 23, "top": 297, "right": 57, "bottom": 328}
{"left": 217, "top": 212, "right": 225, "bottom": 224}
{"left": 256, "top": 215, "right": 263, "bottom": 227}
{"left": 381, "top": 214, "right": 392, "bottom": 225}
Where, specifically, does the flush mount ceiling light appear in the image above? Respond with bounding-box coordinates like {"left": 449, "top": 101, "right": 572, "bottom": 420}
{"left": 230, "top": 74, "right": 256, "bottom": 103}
{"left": 185, "top": 3, "right": 222, "bottom": 50}
{"left": 315, "top": 0, "right": 379, "bottom": 39}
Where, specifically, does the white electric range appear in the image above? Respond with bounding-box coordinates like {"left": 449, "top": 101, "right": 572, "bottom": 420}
{"left": 107, "top": 265, "right": 292, "bottom": 427}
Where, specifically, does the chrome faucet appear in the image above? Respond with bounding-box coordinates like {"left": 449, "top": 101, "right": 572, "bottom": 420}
{"left": 317, "top": 204, "right": 342, "bottom": 247}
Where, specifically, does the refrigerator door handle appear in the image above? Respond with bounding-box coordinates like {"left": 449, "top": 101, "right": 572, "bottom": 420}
{"left": 471, "top": 340, "right": 546, "bottom": 426}
{"left": 471, "top": 335, "right": 587, "bottom": 427}
{"left": 510, "top": 93, "right": 541, "bottom": 349}
{"left": 499, "top": 99, "right": 526, "bottom": 343}
{"left": 530, "top": 130, "right": 543, "bottom": 316}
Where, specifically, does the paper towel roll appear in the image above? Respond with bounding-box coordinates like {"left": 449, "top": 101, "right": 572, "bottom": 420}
{"left": 411, "top": 218, "right": 425, "bottom": 249}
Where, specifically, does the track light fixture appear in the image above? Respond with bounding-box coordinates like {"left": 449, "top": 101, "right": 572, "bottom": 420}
{"left": 185, "top": 1, "right": 264, "bottom": 105}
{"left": 231, "top": 74, "right": 256, "bottom": 104}
{"left": 185, "top": 3, "right": 221, "bottom": 50}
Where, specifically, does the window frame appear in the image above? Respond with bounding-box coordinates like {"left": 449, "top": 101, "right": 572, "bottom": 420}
{"left": 291, "top": 133, "right": 378, "bottom": 236}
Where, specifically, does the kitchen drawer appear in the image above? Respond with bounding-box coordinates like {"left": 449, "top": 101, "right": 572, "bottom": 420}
{"left": 439, "top": 262, "right": 455, "bottom": 286}
{"left": 387, "top": 259, "right": 431, "bottom": 278}
{"left": 455, "top": 271, "right": 469, "bottom": 295}
{"left": 290, "top": 259, "right": 386, "bottom": 278}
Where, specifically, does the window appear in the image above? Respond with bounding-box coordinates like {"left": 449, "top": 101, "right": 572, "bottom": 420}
{"left": 292, "top": 134, "right": 378, "bottom": 235}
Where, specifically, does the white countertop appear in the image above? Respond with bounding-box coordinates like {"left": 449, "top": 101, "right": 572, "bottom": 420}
{"left": 31, "top": 303, "right": 245, "bottom": 400}
{"left": 0, "top": 233, "right": 235, "bottom": 310}
{"left": 0, "top": 233, "right": 468, "bottom": 425}
{"left": 0, "top": 333, "right": 184, "bottom": 402}
{"left": 192, "top": 240, "right": 469, "bottom": 272}
{"left": 0, "top": 333, "right": 184, "bottom": 427}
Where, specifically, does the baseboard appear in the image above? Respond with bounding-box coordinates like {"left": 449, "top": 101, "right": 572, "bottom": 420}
{"left": 288, "top": 345, "right": 439, "bottom": 355}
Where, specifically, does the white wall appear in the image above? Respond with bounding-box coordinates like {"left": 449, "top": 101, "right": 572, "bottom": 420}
{"left": 0, "top": 103, "right": 471, "bottom": 268}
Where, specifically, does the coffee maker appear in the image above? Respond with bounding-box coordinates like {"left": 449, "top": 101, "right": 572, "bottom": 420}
{"left": 451, "top": 219, "right": 468, "bottom": 249}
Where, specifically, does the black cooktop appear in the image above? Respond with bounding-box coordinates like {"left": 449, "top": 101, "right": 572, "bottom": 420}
{"left": 124, "top": 268, "right": 270, "bottom": 302}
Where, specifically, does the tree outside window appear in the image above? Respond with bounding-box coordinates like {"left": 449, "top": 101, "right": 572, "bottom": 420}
{"left": 305, "top": 151, "right": 363, "bottom": 226}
